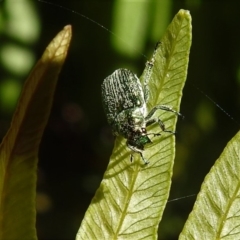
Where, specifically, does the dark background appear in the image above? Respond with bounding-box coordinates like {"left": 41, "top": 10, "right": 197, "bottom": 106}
{"left": 0, "top": 0, "right": 240, "bottom": 239}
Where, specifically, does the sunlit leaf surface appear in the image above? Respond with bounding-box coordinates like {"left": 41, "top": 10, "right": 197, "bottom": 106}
{"left": 180, "top": 130, "right": 240, "bottom": 240}
{"left": 77, "top": 10, "right": 191, "bottom": 240}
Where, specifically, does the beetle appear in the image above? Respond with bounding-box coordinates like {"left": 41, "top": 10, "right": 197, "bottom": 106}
{"left": 101, "top": 44, "right": 182, "bottom": 164}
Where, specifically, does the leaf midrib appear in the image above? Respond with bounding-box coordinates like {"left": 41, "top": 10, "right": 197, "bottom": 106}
{"left": 154, "top": 16, "right": 187, "bottom": 107}
{"left": 216, "top": 167, "right": 240, "bottom": 238}
{"left": 114, "top": 162, "right": 141, "bottom": 238}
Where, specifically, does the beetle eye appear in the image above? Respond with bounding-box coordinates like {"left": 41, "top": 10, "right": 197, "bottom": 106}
{"left": 142, "top": 128, "right": 147, "bottom": 134}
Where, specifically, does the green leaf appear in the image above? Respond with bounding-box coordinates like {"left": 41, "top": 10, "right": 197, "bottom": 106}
{"left": 0, "top": 25, "right": 72, "bottom": 240}
{"left": 77, "top": 9, "right": 191, "bottom": 240}
{"left": 179, "top": 130, "right": 240, "bottom": 240}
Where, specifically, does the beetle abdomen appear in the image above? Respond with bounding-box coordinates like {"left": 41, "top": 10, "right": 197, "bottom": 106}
{"left": 101, "top": 69, "right": 145, "bottom": 125}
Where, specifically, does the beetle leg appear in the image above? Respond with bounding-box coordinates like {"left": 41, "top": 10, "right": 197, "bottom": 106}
{"left": 142, "top": 42, "right": 161, "bottom": 102}
{"left": 146, "top": 117, "right": 176, "bottom": 134}
{"left": 145, "top": 105, "right": 183, "bottom": 121}
{"left": 146, "top": 132, "right": 161, "bottom": 137}
{"left": 127, "top": 144, "right": 149, "bottom": 165}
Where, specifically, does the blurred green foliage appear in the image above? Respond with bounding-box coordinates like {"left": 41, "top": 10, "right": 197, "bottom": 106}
{"left": 0, "top": 0, "right": 40, "bottom": 115}
{"left": 0, "top": 0, "right": 240, "bottom": 239}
